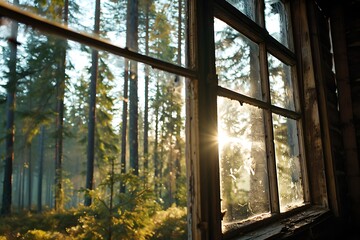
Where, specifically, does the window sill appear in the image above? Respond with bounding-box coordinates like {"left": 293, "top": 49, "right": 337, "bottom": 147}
{"left": 231, "top": 206, "right": 334, "bottom": 240}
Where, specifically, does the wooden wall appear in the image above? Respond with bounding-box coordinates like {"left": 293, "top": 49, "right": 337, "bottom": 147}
{"left": 345, "top": 0, "right": 360, "bottom": 158}
{"left": 315, "top": 0, "right": 360, "bottom": 231}
{"left": 308, "top": 0, "right": 347, "bottom": 218}
{"left": 342, "top": 0, "right": 360, "bottom": 228}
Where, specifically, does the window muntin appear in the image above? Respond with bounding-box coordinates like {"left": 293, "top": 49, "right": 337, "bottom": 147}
{"left": 4, "top": 0, "right": 187, "bottom": 67}
{"left": 215, "top": 18, "right": 262, "bottom": 100}
{"left": 218, "top": 97, "right": 270, "bottom": 228}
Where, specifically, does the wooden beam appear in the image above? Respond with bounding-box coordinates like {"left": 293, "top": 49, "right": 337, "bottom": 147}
{"left": 0, "top": 1, "right": 196, "bottom": 79}
{"left": 306, "top": 0, "right": 340, "bottom": 214}
{"left": 188, "top": 0, "right": 221, "bottom": 239}
{"left": 292, "top": 0, "right": 330, "bottom": 209}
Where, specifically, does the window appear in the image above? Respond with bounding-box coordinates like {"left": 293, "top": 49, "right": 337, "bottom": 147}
{"left": 0, "top": 0, "right": 335, "bottom": 239}
{"left": 214, "top": 0, "right": 311, "bottom": 237}
{"left": 0, "top": 0, "right": 192, "bottom": 239}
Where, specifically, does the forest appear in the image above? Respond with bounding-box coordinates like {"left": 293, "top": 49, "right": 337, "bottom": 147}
{"left": 0, "top": 0, "right": 305, "bottom": 239}
{"left": 0, "top": 0, "right": 188, "bottom": 239}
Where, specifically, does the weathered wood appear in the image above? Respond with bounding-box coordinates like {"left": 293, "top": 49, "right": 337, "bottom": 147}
{"left": 259, "top": 41, "right": 280, "bottom": 214}
{"left": 214, "top": 0, "right": 296, "bottom": 66}
{"left": 292, "top": 0, "right": 330, "bottom": 209}
{"left": 187, "top": 1, "right": 201, "bottom": 239}
{"left": 217, "top": 87, "right": 301, "bottom": 120}
{"left": 331, "top": 0, "right": 360, "bottom": 227}
{"left": 234, "top": 207, "right": 331, "bottom": 240}
{"left": 0, "top": 1, "right": 197, "bottom": 79}
{"left": 188, "top": 0, "right": 221, "bottom": 239}
{"left": 307, "top": 0, "right": 348, "bottom": 217}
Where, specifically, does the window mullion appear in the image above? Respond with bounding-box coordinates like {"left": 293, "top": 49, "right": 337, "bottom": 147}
{"left": 190, "top": 0, "right": 222, "bottom": 239}
{"left": 257, "top": 0, "right": 265, "bottom": 28}
{"left": 260, "top": 42, "right": 280, "bottom": 214}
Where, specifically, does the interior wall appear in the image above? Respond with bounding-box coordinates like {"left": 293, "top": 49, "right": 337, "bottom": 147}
{"left": 313, "top": 0, "right": 360, "bottom": 231}
{"left": 316, "top": 0, "right": 360, "bottom": 231}
{"left": 342, "top": 0, "right": 360, "bottom": 228}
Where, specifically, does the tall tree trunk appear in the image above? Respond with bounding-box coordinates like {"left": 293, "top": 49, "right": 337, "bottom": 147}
{"left": 37, "top": 126, "right": 45, "bottom": 212}
{"left": 127, "top": 0, "right": 139, "bottom": 175}
{"left": 174, "top": 0, "right": 183, "bottom": 205}
{"left": 46, "top": 164, "right": 52, "bottom": 208}
{"left": 154, "top": 80, "right": 160, "bottom": 197}
{"left": 27, "top": 143, "right": 32, "bottom": 210}
{"left": 107, "top": 158, "right": 115, "bottom": 240}
{"left": 143, "top": 0, "right": 150, "bottom": 179}
{"left": 27, "top": 80, "right": 33, "bottom": 211}
{"left": 17, "top": 164, "right": 22, "bottom": 209}
{"left": 168, "top": 137, "right": 174, "bottom": 206}
{"left": 1, "top": 0, "right": 19, "bottom": 215}
{"left": 21, "top": 165, "right": 25, "bottom": 209}
{"left": 54, "top": 47, "right": 65, "bottom": 211}
{"left": 84, "top": 0, "right": 101, "bottom": 207}
{"left": 120, "top": 59, "right": 129, "bottom": 193}
{"left": 54, "top": 0, "right": 68, "bottom": 211}
{"left": 159, "top": 127, "right": 165, "bottom": 199}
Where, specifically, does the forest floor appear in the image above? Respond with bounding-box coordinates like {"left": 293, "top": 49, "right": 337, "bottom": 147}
{"left": 0, "top": 210, "right": 78, "bottom": 239}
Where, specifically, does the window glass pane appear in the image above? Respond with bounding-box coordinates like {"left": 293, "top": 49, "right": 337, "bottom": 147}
{"left": 0, "top": 21, "right": 188, "bottom": 238}
{"left": 265, "top": 0, "right": 291, "bottom": 48}
{"left": 4, "top": 0, "right": 187, "bottom": 66}
{"left": 218, "top": 97, "right": 270, "bottom": 231}
{"left": 215, "top": 18, "right": 262, "bottom": 100}
{"left": 272, "top": 114, "right": 305, "bottom": 212}
{"left": 268, "top": 54, "right": 295, "bottom": 110}
{"left": 226, "top": 0, "right": 257, "bottom": 22}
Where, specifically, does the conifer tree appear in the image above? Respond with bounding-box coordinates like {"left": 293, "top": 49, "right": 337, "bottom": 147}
{"left": 54, "top": 0, "right": 69, "bottom": 211}
{"left": 1, "top": 0, "right": 19, "bottom": 215}
{"left": 128, "top": 0, "right": 139, "bottom": 175}
{"left": 85, "top": 0, "right": 101, "bottom": 207}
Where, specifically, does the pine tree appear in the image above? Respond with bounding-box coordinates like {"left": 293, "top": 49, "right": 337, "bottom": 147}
{"left": 127, "top": 0, "right": 139, "bottom": 175}
{"left": 85, "top": 0, "right": 101, "bottom": 207}
{"left": 21, "top": 26, "right": 64, "bottom": 213}
{"left": 1, "top": 0, "right": 19, "bottom": 215}
{"left": 120, "top": 59, "right": 128, "bottom": 193}
{"left": 37, "top": 126, "right": 45, "bottom": 212}
{"left": 174, "top": 0, "right": 185, "bottom": 206}
{"left": 54, "top": 0, "right": 69, "bottom": 212}
{"left": 142, "top": 0, "right": 153, "bottom": 180}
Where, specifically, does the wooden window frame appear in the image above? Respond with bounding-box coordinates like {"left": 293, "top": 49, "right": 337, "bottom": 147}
{"left": 0, "top": 0, "right": 340, "bottom": 239}
{"left": 189, "top": 0, "right": 339, "bottom": 239}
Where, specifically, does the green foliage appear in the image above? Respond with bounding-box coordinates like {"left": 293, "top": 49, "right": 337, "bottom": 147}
{"left": 22, "top": 229, "right": 70, "bottom": 240}
{"left": 149, "top": 6, "right": 175, "bottom": 61}
{"left": 1, "top": 1, "right": 188, "bottom": 238}
{"left": 0, "top": 202, "right": 188, "bottom": 239}
{"left": 68, "top": 173, "right": 157, "bottom": 240}
{"left": 0, "top": 210, "right": 78, "bottom": 239}
{"left": 149, "top": 205, "right": 187, "bottom": 240}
